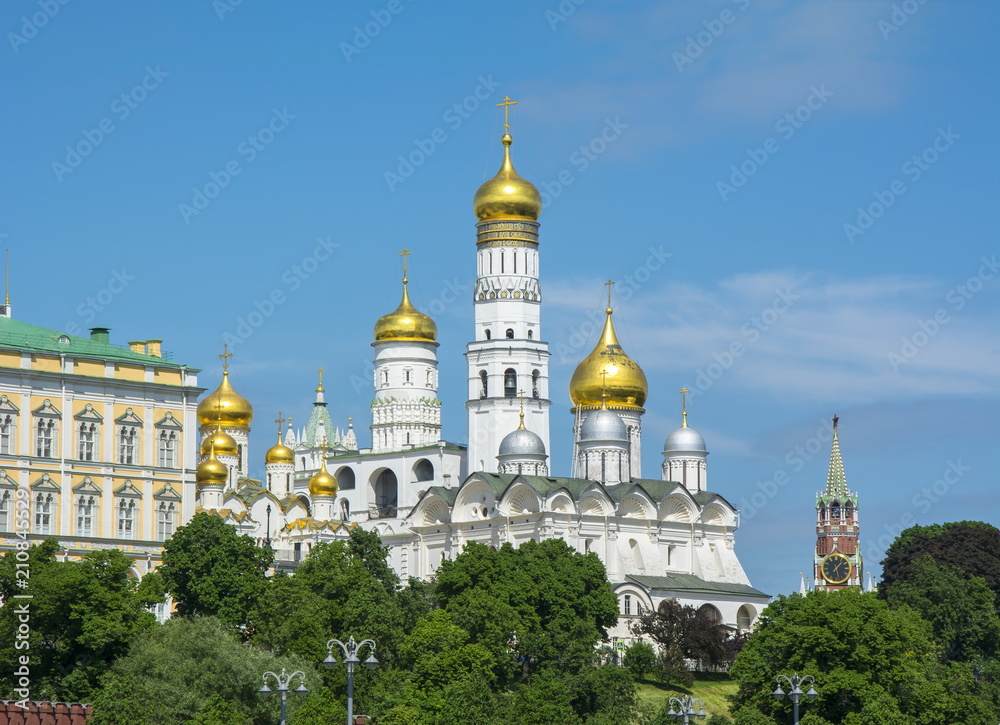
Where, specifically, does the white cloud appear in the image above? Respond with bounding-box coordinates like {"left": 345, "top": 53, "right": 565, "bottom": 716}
{"left": 545, "top": 268, "right": 1000, "bottom": 404}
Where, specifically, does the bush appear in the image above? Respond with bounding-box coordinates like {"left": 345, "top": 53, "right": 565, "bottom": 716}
{"left": 623, "top": 642, "right": 657, "bottom": 681}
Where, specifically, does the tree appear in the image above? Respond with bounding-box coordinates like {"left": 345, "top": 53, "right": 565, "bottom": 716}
{"left": 0, "top": 540, "right": 156, "bottom": 701}
{"left": 435, "top": 539, "right": 619, "bottom": 682}
{"left": 729, "top": 590, "right": 996, "bottom": 725}
{"left": 90, "top": 616, "right": 320, "bottom": 725}
{"left": 884, "top": 556, "right": 1000, "bottom": 663}
{"left": 623, "top": 641, "right": 657, "bottom": 681}
{"left": 158, "top": 513, "right": 272, "bottom": 629}
{"left": 631, "top": 598, "right": 728, "bottom": 669}
{"left": 879, "top": 522, "right": 1000, "bottom": 607}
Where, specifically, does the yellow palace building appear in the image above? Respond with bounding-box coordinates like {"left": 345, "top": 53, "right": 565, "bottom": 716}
{"left": 0, "top": 304, "right": 203, "bottom": 577}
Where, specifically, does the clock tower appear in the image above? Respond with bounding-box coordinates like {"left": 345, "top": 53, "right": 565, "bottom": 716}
{"left": 814, "top": 415, "right": 862, "bottom": 591}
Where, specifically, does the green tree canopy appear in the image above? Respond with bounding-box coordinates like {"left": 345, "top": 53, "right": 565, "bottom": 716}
{"left": 884, "top": 556, "right": 1000, "bottom": 663}
{"left": 879, "top": 521, "right": 1000, "bottom": 607}
{"left": 158, "top": 513, "right": 272, "bottom": 629}
{"left": 90, "top": 616, "right": 321, "bottom": 725}
{"left": 435, "top": 538, "right": 619, "bottom": 682}
{"left": 0, "top": 539, "right": 156, "bottom": 701}
{"left": 729, "top": 590, "right": 996, "bottom": 725}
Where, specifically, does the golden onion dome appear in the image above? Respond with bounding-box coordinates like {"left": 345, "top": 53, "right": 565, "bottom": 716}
{"left": 195, "top": 449, "right": 229, "bottom": 487}
{"left": 569, "top": 307, "right": 648, "bottom": 409}
{"left": 374, "top": 280, "right": 437, "bottom": 343}
{"left": 200, "top": 427, "right": 238, "bottom": 457}
{"left": 197, "top": 371, "right": 254, "bottom": 429}
{"left": 308, "top": 459, "right": 338, "bottom": 496}
{"left": 265, "top": 434, "right": 295, "bottom": 464}
{"left": 473, "top": 133, "right": 541, "bottom": 222}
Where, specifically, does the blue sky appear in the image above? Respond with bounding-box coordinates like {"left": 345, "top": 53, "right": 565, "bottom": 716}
{"left": 3, "top": 0, "right": 997, "bottom": 597}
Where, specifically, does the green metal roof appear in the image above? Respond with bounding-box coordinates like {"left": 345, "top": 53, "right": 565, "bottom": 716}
{"left": 0, "top": 317, "right": 189, "bottom": 369}
{"left": 627, "top": 573, "right": 769, "bottom": 599}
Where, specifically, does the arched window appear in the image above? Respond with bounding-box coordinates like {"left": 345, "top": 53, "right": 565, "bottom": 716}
{"left": 158, "top": 430, "right": 177, "bottom": 468}
{"left": 485, "top": 329, "right": 491, "bottom": 340}
{"left": 35, "top": 418, "right": 55, "bottom": 457}
{"left": 623, "top": 594, "right": 632, "bottom": 616}
{"left": 480, "top": 370, "right": 488, "bottom": 398}
{"left": 118, "top": 499, "right": 136, "bottom": 539}
{"left": 505, "top": 328, "right": 514, "bottom": 339}
{"left": 0, "top": 490, "right": 10, "bottom": 531}
{"left": 404, "top": 369, "right": 412, "bottom": 383}
{"left": 76, "top": 495, "right": 96, "bottom": 536}
{"left": 698, "top": 603, "right": 723, "bottom": 625}
{"left": 737, "top": 604, "right": 756, "bottom": 632}
{"left": 79, "top": 422, "right": 98, "bottom": 461}
{"left": 340, "top": 498, "right": 350, "bottom": 521}
{"left": 35, "top": 493, "right": 54, "bottom": 534}
{"left": 504, "top": 369, "right": 517, "bottom": 398}
{"left": 119, "top": 426, "right": 137, "bottom": 464}
{"left": 532, "top": 369, "right": 540, "bottom": 398}
{"left": 831, "top": 501, "right": 841, "bottom": 519}
{"left": 844, "top": 502, "right": 854, "bottom": 522}
{"left": 157, "top": 501, "right": 176, "bottom": 541}
{"left": 527, "top": 329, "right": 533, "bottom": 340}
{"left": 237, "top": 444, "right": 244, "bottom": 472}
{"left": 0, "top": 414, "right": 16, "bottom": 454}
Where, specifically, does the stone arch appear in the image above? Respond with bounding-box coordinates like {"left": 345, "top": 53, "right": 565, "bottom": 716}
{"left": 503, "top": 484, "right": 540, "bottom": 515}
{"left": 698, "top": 603, "right": 723, "bottom": 624}
{"left": 412, "top": 458, "right": 434, "bottom": 483}
{"left": 420, "top": 498, "right": 451, "bottom": 526}
{"left": 548, "top": 492, "right": 574, "bottom": 514}
{"left": 661, "top": 496, "right": 694, "bottom": 523}
{"left": 453, "top": 479, "right": 496, "bottom": 522}
{"left": 370, "top": 468, "right": 398, "bottom": 516}
{"left": 618, "top": 494, "right": 653, "bottom": 519}
{"left": 334, "top": 466, "right": 356, "bottom": 490}
{"left": 579, "top": 495, "right": 609, "bottom": 516}
{"left": 702, "top": 503, "right": 729, "bottom": 526}
{"left": 737, "top": 604, "right": 757, "bottom": 632}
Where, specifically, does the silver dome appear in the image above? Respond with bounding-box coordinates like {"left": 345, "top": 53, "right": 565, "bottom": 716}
{"left": 663, "top": 426, "right": 707, "bottom": 454}
{"left": 580, "top": 408, "right": 628, "bottom": 442}
{"left": 499, "top": 426, "right": 546, "bottom": 457}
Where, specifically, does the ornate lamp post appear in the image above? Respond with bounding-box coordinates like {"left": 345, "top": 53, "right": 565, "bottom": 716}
{"left": 265, "top": 503, "right": 272, "bottom": 548}
{"left": 773, "top": 673, "right": 819, "bottom": 725}
{"left": 324, "top": 636, "right": 378, "bottom": 725}
{"left": 666, "top": 695, "right": 707, "bottom": 723}
{"left": 259, "top": 667, "right": 308, "bottom": 725}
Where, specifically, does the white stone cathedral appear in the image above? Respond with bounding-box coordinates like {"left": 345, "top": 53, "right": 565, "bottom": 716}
{"left": 192, "top": 113, "right": 769, "bottom": 640}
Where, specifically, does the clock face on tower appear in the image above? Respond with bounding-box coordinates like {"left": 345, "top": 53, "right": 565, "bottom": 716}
{"left": 821, "top": 553, "right": 852, "bottom": 584}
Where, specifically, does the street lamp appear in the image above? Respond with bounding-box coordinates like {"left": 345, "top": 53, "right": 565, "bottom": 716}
{"left": 773, "top": 672, "right": 819, "bottom": 725}
{"left": 265, "top": 503, "right": 272, "bottom": 548}
{"left": 259, "top": 667, "right": 308, "bottom": 725}
{"left": 666, "top": 695, "right": 707, "bottom": 723}
{"left": 324, "top": 636, "right": 378, "bottom": 725}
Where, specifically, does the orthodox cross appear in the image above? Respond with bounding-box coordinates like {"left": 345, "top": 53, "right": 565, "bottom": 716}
{"left": 680, "top": 387, "right": 689, "bottom": 426}
{"left": 605, "top": 279, "right": 614, "bottom": 310}
{"left": 219, "top": 344, "right": 232, "bottom": 371}
{"left": 400, "top": 247, "right": 410, "bottom": 282}
{"left": 275, "top": 413, "right": 285, "bottom": 435}
{"left": 317, "top": 367, "right": 325, "bottom": 390}
{"left": 497, "top": 95, "right": 518, "bottom": 133}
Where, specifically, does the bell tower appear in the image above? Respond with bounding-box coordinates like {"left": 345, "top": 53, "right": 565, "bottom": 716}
{"left": 465, "top": 97, "right": 551, "bottom": 472}
{"left": 814, "top": 415, "right": 862, "bottom": 591}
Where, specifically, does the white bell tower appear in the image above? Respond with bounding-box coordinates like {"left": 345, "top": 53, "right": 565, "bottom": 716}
{"left": 466, "top": 97, "right": 550, "bottom": 472}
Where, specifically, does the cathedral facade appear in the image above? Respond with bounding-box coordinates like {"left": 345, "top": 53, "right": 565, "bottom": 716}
{"left": 193, "top": 113, "right": 770, "bottom": 640}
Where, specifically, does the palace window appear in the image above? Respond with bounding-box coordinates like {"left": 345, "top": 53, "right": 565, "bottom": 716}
{"left": 623, "top": 594, "right": 632, "bottom": 616}
{"left": 35, "top": 493, "right": 54, "bottom": 534}
{"left": 119, "top": 426, "right": 138, "bottom": 465}
{"left": 480, "top": 370, "right": 488, "bottom": 398}
{"left": 118, "top": 499, "right": 136, "bottom": 540}
{"left": 158, "top": 430, "right": 177, "bottom": 468}
{"left": 505, "top": 328, "right": 514, "bottom": 339}
{"left": 0, "top": 491, "right": 10, "bottom": 531}
{"left": 78, "top": 422, "right": 99, "bottom": 461}
{"left": 35, "top": 418, "right": 56, "bottom": 458}
{"left": 532, "top": 369, "right": 540, "bottom": 398}
{"left": 0, "top": 414, "right": 15, "bottom": 454}
{"left": 485, "top": 329, "right": 491, "bottom": 340}
{"left": 76, "top": 495, "right": 96, "bottom": 536}
{"left": 157, "top": 501, "right": 176, "bottom": 541}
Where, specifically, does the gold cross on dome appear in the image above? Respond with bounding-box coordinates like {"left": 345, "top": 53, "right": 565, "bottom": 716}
{"left": 680, "top": 387, "right": 689, "bottom": 426}
{"left": 219, "top": 344, "right": 232, "bottom": 371}
{"left": 497, "top": 95, "right": 518, "bottom": 133}
{"left": 275, "top": 412, "right": 285, "bottom": 433}
{"left": 317, "top": 367, "right": 325, "bottom": 390}
{"left": 399, "top": 248, "right": 411, "bottom": 280}
{"left": 605, "top": 279, "right": 615, "bottom": 309}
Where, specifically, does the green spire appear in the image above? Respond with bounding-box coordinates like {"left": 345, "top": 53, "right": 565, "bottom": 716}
{"left": 824, "top": 414, "right": 850, "bottom": 498}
